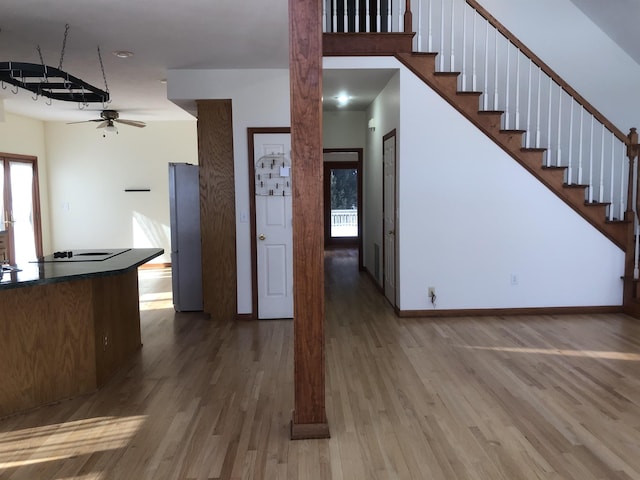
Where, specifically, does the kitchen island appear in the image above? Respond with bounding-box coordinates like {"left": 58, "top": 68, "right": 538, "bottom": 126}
{"left": 0, "top": 248, "right": 163, "bottom": 417}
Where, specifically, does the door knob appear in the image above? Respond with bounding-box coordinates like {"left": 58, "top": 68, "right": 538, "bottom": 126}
{"left": 258, "top": 234, "right": 266, "bottom": 241}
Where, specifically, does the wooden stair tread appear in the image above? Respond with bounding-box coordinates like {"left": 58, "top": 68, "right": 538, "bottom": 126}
{"left": 563, "top": 183, "right": 588, "bottom": 189}
{"left": 522, "top": 148, "right": 547, "bottom": 152}
{"left": 478, "top": 110, "right": 504, "bottom": 115}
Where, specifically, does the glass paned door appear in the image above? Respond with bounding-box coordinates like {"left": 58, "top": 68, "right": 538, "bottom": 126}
{"left": 9, "top": 162, "right": 37, "bottom": 264}
{"left": 1, "top": 156, "right": 43, "bottom": 265}
{"left": 329, "top": 167, "right": 358, "bottom": 238}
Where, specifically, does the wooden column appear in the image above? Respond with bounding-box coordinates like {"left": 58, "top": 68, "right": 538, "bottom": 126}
{"left": 197, "top": 100, "right": 237, "bottom": 321}
{"left": 289, "top": 0, "right": 330, "bottom": 439}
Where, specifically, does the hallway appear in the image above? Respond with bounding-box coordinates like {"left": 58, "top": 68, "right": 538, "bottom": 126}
{"left": 0, "top": 250, "right": 639, "bottom": 479}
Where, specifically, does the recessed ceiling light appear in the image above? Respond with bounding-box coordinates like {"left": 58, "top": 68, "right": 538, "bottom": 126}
{"left": 112, "top": 50, "right": 134, "bottom": 59}
{"left": 335, "top": 93, "right": 351, "bottom": 107}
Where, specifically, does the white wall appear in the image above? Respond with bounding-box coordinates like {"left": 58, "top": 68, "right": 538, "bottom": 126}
{"left": 398, "top": 62, "right": 624, "bottom": 310}
{"left": 323, "top": 111, "right": 366, "bottom": 148}
{"left": 365, "top": 73, "right": 400, "bottom": 284}
{"left": 44, "top": 121, "right": 198, "bottom": 264}
{"left": 476, "top": 0, "right": 640, "bottom": 133}
{"left": 326, "top": 56, "right": 624, "bottom": 310}
{"left": 168, "top": 69, "right": 291, "bottom": 314}
{"left": 0, "top": 112, "right": 52, "bottom": 253}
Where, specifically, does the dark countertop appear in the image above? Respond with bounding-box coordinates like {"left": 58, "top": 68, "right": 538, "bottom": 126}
{"left": 0, "top": 248, "right": 164, "bottom": 290}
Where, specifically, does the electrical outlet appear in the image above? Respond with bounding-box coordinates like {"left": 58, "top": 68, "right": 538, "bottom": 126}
{"left": 428, "top": 287, "right": 437, "bottom": 307}
{"left": 510, "top": 274, "right": 519, "bottom": 286}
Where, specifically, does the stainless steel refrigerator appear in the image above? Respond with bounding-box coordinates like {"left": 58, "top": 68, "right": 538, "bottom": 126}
{"left": 168, "top": 163, "right": 203, "bottom": 311}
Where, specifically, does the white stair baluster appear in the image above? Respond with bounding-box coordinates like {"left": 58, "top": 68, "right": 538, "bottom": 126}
{"left": 344, "top": 0, "right": 348, "bottom": 31}
{"left": 525, "top": 59, "right": 532, "bottom": 148}
{"left": 588, "top": 115, "right": 594, "bottom": 203}
{"left": 450, "top": 0, "right": 455, "bottom": 70}
{"left": 609, "top": 131, "right": 615, "bottom": 220}
{"left": 323, "top": 0, "right": 327, "bottom": 32}
{"left": 556, "top": 89, "right": 563, "bottom": 167}
{"left": 567, "top": 99, "right": 574, "bottom": 185}
{"left": 546, "top": 77, "right": 553, "bottom": 166}
{"left": 535, "top": 66, "right": 541, "bottom": 148}
{"left": 333, "top": 0, "right": 338, "bottom": 32}
{"left": 504, "top": 42, "right": 510, "bottom": 129}
{"left": 440, "top": 0, "right": 445, "bottom": 71}
{"left": 599, "top": 126, "right": 605, "bottom": 203}
{"left": 355, "top": 0, "right": 360, "bottom": 32}
{"left": 428, "top": 0, "right": 433, "bottom": 51}
{"left": 483, "top": 23, "right": 489, "bottom": 110}
{"left": 387, "top": 0, "right": 402, "bottom": 32}
{"left": 577, "top": 106, "right": 584, "bottom": 185}
{"left": 471, "top": 11, "right": 477, "bottom": 90}
{"left": 397, "top": 0, "right": 401, "bottom": 32}
{"left": 461, "top": 3, "right": 467, "bottom": 89}
{"left": 515, "top": 50, "right": 521, "bottom": 130}
{"left": 493, "top": 28, "right": 499, "bottom": 111}
{"left": 377, "top": 0, "right": 381, "bottom": 32}
{"left": 416, "top": 0, "right": 421, "bottom": 48}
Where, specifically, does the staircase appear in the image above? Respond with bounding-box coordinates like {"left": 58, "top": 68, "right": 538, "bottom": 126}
{"left": 323, "top": 0, "right": 640, "bottom": 312}
{"left": 394, "top": 50, "right": 628, "bottom": 249}
{"left": 322, "top": 0, "right": 635, "bottom": 254}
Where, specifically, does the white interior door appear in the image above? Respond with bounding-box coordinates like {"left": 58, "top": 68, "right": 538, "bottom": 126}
{"left": 383, "top": 133, "right": 396, "bottom": 306}
{"left": 254, "top": 133, "right": 293, "bottom": 319}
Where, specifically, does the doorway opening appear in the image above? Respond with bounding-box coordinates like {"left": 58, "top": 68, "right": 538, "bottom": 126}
{"left": 323, "top": 149, "right": 363, "bottom": 270}
{"left": 0, "top": 153, "right": 43, "bottom": 265}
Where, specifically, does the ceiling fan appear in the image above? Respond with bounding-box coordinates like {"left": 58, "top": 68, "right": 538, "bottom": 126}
{"left": 69, "top": 109, "right": 146, "bottom": 133}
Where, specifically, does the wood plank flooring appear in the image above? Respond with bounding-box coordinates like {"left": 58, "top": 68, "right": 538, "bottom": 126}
{"left": 1, "top": 250, "right": 640, "bottom": 479}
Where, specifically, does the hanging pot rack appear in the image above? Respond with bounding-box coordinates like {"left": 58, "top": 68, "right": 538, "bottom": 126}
{"left": 0, "top": 24, "right": 110, "bottom": 105}
{"left": 0, "top": 61, "right": 110, "bottom": 104}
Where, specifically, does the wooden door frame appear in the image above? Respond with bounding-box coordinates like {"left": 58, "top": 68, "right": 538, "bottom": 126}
{"left": 247, "top": 127, "right": 291, "bottom": 321}
{"left": 322, "top": 148, "right": 363, "bottom": 271}
{"left": 0, "top": 152, "right": 44, "bottom": 263}
{"left": 381, "top": 130, "right": 398, "bottom": 308}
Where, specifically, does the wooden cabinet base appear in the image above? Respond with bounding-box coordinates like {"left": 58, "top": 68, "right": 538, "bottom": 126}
{"left": 0, "top": 269, "right": 142, "bottom": 418}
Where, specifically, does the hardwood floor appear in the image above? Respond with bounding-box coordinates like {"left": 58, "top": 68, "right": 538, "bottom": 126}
{"left": 1, "top": 250, "right": 640, "bottom": 479}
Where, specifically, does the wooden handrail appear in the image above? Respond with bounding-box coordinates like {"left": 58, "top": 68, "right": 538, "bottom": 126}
{"left": 465, "top": 0, "right": 628, "bottom": 144}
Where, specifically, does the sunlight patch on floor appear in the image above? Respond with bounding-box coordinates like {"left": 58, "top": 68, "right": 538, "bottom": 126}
{"left": 462, "top": 345, "right": 640, "bottom": 361}
{"left": 0, "top": 416, "right": 146, "bottom": 470}
{"left": 139, "top": 291, "right": 173, "bottom": 311}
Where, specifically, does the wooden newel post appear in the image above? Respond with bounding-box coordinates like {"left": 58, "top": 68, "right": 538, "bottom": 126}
{"left": 404, "top": 0, "right": 413, "bottom": 33}
{"left": 624, "top": 127, "right": 640, "bottom": 304}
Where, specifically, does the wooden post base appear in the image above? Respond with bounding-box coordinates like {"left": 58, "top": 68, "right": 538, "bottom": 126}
{"left": 290, "top": 417, "right": 331, "bottom": 440}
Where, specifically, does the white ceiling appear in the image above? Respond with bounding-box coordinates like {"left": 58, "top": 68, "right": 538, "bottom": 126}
{"left": 0, "top": 1, "right": 636, "bottom": 123}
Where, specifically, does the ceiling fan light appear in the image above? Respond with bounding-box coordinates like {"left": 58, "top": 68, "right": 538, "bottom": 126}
{"left": 112, "top": 50, "right": 134, "bottom": 59}
{"left": 105, "top": 123, "right": 118, "bottom": 134}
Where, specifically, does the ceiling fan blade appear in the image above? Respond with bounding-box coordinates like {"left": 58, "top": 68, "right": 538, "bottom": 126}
{"left": 115, "top": 119, "right": 146, "bottom": 128}
{"left": 95, "top": 121, "right": 108, "bottom": 129}
{"left": 66, "top": 119, "right": 103, "bottom": 125}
